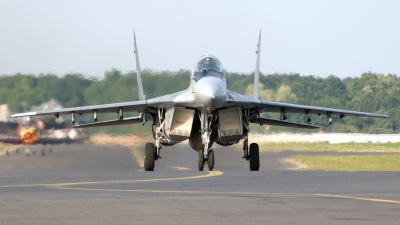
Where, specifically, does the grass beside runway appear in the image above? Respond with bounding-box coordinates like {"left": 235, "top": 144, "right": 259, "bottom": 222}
{"left": 259, "top": 142, "right": 400, "bottom": 152}
{"left": 289, "top": 154, "right": 400, "bottom": 171}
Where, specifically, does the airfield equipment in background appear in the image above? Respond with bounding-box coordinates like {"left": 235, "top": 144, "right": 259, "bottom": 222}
{"left": 1, "top": 100, "right": 86, "bottom": 156}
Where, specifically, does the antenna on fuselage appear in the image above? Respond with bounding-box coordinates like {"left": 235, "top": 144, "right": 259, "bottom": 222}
{"left": 133, "top": 30, "right": 146, "bottom": 101}
{"left": 253, "top": 30, "right": 261, "bottom": 100}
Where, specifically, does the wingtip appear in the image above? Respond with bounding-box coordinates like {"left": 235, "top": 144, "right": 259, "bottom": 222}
{"left": 11, "top": 112, "right": 37, "bottom": 118}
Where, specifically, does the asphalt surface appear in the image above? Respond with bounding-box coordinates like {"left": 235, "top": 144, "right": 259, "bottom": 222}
{"left": 0, "top": 143, "right": 399, "bottom": 225}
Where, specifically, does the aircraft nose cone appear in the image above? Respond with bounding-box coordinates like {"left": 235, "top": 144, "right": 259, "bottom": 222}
{"left": 194, "top": 77, "right": 227, "bottom": 108}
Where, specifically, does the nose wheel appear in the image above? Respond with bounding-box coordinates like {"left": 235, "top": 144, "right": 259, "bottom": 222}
{"left": 198, "top": 150, "right": 204, "bottom": 171}
{"left": 207, "top": 149, "right": 215, "bottom": 171}
{"left": 198, "top": 149, "right": 215, "bottom": 171}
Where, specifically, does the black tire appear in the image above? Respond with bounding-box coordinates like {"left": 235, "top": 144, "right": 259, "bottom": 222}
{"left": 249, "top": 143, "right": 260, "bottom": 171}
{"left": 198, "top": 150, "right": 205, "bottom": 171}
{"left": 15, "top": 149, "right": 19, "bottom": 154}
{"left": 207, "top": 149, "right": 215, "bottom": 171}
{"left": 144, "top": 143, "right": 155, "bottom": 171}
{"left": 41, "top": 149, "right": 45, "bottom": 156}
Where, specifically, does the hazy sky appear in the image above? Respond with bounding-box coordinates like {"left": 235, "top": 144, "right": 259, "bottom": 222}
{"left": 1, "top": 0, "right": 399, "bottom": 78}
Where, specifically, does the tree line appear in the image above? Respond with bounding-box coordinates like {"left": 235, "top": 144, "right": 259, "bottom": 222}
{"left": 0, "top": 69, "right": 396, "bottom": 134}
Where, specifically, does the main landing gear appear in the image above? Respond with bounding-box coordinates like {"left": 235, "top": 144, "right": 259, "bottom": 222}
{"left": 198, "top": 149, "right": 215, "bottom": 171}
{"left": 143, "top": 143, "right": 161, "bottom": 171}
{"left": 242, "top": 137, "right": 260, "bottom": 171}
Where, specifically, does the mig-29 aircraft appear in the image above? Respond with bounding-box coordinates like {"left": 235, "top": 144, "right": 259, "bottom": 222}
{"left": 11, "top": 31, "right": 388, "bottom": 171}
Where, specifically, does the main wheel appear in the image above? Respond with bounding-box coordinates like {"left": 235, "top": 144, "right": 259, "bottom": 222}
{"left": 198, "top": 150, "right": 205, "bottom": 171}
{"left": 144, "top": 143, "right": 155, "bottom": 171}
{"left": 249, "top": 143, "right": 260, "bottom": 171}
{"left": 207, "top": 149, "right": 215, "bottom": 171}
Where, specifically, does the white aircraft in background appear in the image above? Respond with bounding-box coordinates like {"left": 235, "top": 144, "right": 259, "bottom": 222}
{"left": 11, "top": 31, "right": 388, "bottom": 171}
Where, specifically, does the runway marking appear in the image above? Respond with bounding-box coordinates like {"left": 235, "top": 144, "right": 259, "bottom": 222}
{"left": 2, "top": 170, "right": 400, "bottom": 206}
{"left": 50, "top": 186, "right": 400, "bottom": 206}
{"left": 316, "top": 194, "right": 400, "bottom": 205}
{"left": 0, "top": 170, "right": 223, "bottom": 188}
{"left": 168, "top": 166, "right": 190, "bottom": 170}
{"left": 50, "top": 186, "right": 312, "bottom": 197}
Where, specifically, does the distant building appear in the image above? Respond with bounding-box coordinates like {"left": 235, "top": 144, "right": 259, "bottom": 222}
{"left": 0, "top": 104, "right": 11, "bottom": 122}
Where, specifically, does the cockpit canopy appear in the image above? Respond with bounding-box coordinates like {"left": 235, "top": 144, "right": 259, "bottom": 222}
{"left": 192, "top": 55, "right": 225, "bottom": 83}
{"left": 195, "top": 56, "right": 223, "bottom": 73}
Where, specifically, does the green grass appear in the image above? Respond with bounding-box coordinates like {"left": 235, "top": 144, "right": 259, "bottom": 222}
{"left": 290, "top": 154, "right": 400, "bottom": 171}
{"left": 259, "top": 142, "right": 400, "bottom": 152}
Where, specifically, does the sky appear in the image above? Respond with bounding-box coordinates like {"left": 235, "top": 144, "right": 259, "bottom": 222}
{"left": 0, "top": 0, "right": 399, "bottom": 78}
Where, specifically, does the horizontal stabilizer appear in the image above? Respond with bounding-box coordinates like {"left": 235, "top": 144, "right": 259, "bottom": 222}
{"left": 250, "top": 116, "right": 319, "bottom": 129}
{"left": 73, "top": 116, "right": 142, "bottom": 128}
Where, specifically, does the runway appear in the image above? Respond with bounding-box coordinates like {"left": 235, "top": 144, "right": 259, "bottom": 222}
{"left": 0, "top": 143, "right": 399, "bottom": 225}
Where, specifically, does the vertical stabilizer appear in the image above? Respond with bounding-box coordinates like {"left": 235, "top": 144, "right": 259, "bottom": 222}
{"left": 253, "top": 30, "right": 261, "bottom": 100}
{"left": 134, "top": 30, "right": 146, "bottom": 101}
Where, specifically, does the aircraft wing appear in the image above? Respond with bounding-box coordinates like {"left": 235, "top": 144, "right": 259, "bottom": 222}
{"left": 10, "top": 98, "right": 181, "bottom": 128}
{"left": 259, "top": 101, "right": 388, "bottom": 118}
{"left": 225, "top": 91, "right": 388, "bottom": 118}
{"left": 11, "top": 100, "right": 148, "bottom": 118}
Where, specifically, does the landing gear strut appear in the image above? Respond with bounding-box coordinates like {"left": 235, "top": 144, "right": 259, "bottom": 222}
{"left": 242, "top": 137, "right": 249, "bottom": 160}
{"left": 198, "top": 110, "right": 215, "bottom": 171}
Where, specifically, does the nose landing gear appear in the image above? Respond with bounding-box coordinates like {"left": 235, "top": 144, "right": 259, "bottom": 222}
{"left": 198, "top": 149, "right": 215, "bottom": 171}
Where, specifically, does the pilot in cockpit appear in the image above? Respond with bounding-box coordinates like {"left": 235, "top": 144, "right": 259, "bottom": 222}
{"left": 202, "top": 58, "right": 213, "bottom": 74}
{"left": 196, "top": 56, "right": 223, "bottom": 76}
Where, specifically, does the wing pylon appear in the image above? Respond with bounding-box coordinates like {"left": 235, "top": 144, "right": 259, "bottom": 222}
{"left": 250, "top": 116, "right": 319, "bottom": 129}
{"left": 73, "top": 116, "right": 142, "bottom": 128}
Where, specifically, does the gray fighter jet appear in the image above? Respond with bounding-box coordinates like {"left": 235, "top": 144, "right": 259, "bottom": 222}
{"left": 11, "top": 31, "right": 388, "bottom": 171}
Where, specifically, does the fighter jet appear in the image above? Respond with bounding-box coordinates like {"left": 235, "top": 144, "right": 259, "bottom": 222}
{"left": 11, "top": 31, "right": 388, "bottom": 171}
